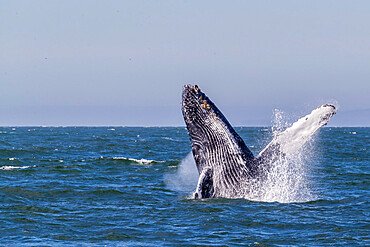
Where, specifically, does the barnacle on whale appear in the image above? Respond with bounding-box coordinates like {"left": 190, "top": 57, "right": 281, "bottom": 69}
{"left": 210, "top": 112, "right": 218, "bottom": 120}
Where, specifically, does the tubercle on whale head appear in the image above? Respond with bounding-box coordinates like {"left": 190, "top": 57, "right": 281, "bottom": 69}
{"left": 182, "top": 84, "right": 221, "bottom": 123}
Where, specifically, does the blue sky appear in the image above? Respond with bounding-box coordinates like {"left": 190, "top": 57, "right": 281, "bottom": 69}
{"left": 1, "top": 1, "right": 369, "bottom": 126}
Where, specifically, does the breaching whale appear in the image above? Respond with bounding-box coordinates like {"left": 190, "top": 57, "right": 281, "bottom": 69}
{"left": 181, "top": 85, "right": 336, "bottom": 199}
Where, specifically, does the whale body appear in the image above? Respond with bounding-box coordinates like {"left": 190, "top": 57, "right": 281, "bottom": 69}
{"left": 181, "top": 85, "right": 336, "bottom": 199}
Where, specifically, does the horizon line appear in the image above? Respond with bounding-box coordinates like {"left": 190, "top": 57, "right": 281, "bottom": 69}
{"left": 0, "top": 125, "right": 368, "bottom": 128}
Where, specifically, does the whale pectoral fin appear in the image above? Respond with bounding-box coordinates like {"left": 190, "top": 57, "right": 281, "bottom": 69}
{"left": 257, "top": 104, "right": 336, "bottom": 172}
{"left": 194, "top": 168, "right": 214, "bottom": 199}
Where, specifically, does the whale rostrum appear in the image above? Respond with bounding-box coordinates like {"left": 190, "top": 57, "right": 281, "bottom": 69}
{"left": 181, "top": 85, "right": 336, "bottom": 199}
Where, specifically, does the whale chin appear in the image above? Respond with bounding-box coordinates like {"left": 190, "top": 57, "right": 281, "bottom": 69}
{"left": 181, "top": 84, "right": 336, "bottom": 199}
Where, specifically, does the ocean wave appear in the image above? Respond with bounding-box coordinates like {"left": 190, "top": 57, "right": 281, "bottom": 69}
{"left": 161, "top": 137, "right": 180, "bottom": 142}
{"left": 111, "top": 157, "right": 165, "bottom": 165}
{"left": 0, "top": 165, "right": 36, "bottom": 170}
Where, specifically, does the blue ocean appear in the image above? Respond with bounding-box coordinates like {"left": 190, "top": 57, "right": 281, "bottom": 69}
{"left": 0, "top": 127, "right": 368, "bottom": 246}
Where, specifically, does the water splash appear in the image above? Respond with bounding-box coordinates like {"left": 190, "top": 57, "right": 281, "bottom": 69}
{"left": 244, "top": 109, "right": 318, "bottom": 203}
{"left": 244, "top": 148, "right": 317, "bottom": 203}
{"left": 165, "top": 153, "right": 198, "bottom": 194}
{"left": 168, "top": 108, "right": 326, "bottom": 202}
{"left": 168, "top": 138, "right": 317, "bottom": 203}
{"left": 272, "top": 109, "right": 289, "bottom": 134}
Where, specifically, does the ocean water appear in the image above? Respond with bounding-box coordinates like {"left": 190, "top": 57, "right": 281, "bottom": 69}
{"left": 0, "top": 126, "right": 368, "bottom": 246}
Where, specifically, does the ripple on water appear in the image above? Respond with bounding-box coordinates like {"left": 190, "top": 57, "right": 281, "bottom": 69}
{"left": 0, "top": 127, "right": 368, "bottom": 246}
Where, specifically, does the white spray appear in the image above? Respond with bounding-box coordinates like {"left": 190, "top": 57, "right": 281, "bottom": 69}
{"left": 164, "top": 153, "right": 199, "bottom": 194}
{"left": 244, "top": 109, "right": 317, "bottom": 203}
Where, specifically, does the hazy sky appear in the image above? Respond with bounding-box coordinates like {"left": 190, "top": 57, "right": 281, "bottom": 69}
{"left": 1, "top": 1, "right": 369, "bottom": 126}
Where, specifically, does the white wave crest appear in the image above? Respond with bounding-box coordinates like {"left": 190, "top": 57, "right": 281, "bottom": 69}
{"left": 112, "top": 157, "right": 164, "bottom": 165}
{"left": 0, "top": 165, "right": 36, "bottom": 170}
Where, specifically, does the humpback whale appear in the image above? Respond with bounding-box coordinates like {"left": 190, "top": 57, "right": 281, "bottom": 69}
{"left": 181, "top": 85, "right": 336, "bottom": 199}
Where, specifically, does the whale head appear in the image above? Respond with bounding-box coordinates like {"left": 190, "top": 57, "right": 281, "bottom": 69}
{"left": 182, "top": 84, "right": 255, "bottom": 194}
{"left": 182, "top": 84, "right": 225, "bottom": 129}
